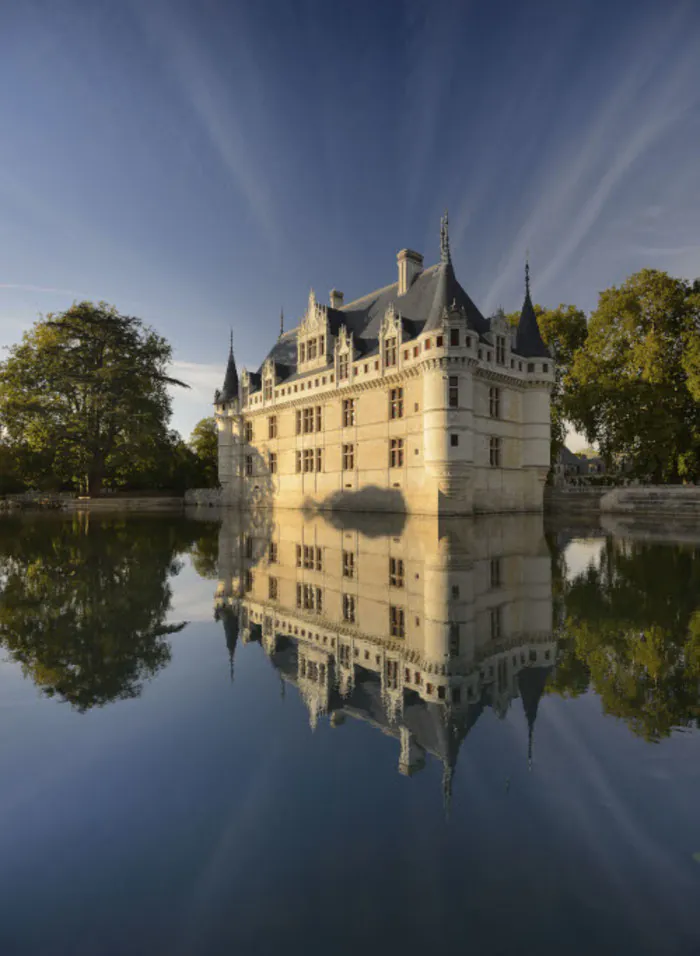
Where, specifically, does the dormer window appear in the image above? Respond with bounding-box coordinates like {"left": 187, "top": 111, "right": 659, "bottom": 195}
{"left": 299, "top": 342, "right": 306, "bottom": 364}
{"left": 496, "top": 336, "right": 506, "bottom": 365}
{"left": 384, "top": 336, "right": 397, "bottom": 368}
{"left": 264, "top": 379, "right": 272, "bottom": 401}
{"left": 307, "top": 338, "right": 317, "bottom": 361}
{"left": 338, "top": 353, "right": 349, "bottom": 381}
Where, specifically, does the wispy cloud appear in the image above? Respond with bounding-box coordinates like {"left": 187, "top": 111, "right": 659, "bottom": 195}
{"left": 0, "top": 283, "right": 82, "bottom": 296}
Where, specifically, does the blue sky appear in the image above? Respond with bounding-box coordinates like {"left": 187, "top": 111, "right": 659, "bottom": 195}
{"left": 1, "top": 0, "right": 699, "bottom": 442}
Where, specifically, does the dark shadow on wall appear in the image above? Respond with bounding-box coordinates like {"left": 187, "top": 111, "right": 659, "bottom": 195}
{"left": 306, "top": 487, "right": 408, "bottom": 537}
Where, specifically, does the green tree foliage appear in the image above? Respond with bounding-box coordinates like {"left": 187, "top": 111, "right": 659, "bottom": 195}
{"left": 0, "top": 515, "right": 212, "bottom": 711}
{"left": 551, "top": 536, "right": 700, "bottom": 740}
{"left": 188, "top": 417, "right": 219, "bottom": 488}
{"left": 507, "top": 303, "right": 588, "bottom": 459}
{"left": 0, "top": 301, "right": 188, "bottom": 495}
{"left": 564, "top": 270, "right": 700, "bottom": 481}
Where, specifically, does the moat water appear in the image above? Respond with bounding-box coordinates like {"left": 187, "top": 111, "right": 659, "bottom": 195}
{"left": 0, "top": 511, "right": 699, "bottom": 956}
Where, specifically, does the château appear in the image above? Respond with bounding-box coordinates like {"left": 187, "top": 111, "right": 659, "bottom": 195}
{"left": 215, "top": 216, "right": 553, "bottom": 515}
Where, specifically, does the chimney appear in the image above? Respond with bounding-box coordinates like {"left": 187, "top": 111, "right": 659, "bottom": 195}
{"left": 397, "top": 249, "right": 423, "bottom": 295}
{"left": 330, "top": 289, "right": 344, "bottom": 309}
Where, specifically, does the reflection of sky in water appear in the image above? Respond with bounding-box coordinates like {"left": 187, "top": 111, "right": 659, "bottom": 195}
{"left": 563, "top": 537, "right": 607, "bottom": 581}
{"left": 0, "top": 521, "right": 699, "bottom": 955}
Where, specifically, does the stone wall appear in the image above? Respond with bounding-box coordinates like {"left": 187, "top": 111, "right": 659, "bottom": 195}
{"left": 546, "top": 485, "right": 700, "bottom": 520}
{"left": 184, "top": 488, "right": 223, "bottom": 508}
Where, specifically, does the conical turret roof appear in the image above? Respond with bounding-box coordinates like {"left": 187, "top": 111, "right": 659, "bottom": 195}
{"left": 515, "top": 263, "right": 550, "bottom": 358}
{"left": 220, "top": 335, "right": 239, "bottom": 402}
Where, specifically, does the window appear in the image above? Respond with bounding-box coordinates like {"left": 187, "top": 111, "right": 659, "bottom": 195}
{"left": 302, "top": 449, "right": 314, "bottom": 472}
{"left": 489, "top": 436, "right": 501, "bottom": 467}
{"left": 315, "top": 448, "right": 323, "bottom": 472}
{"left": 386, "top": 659, "right": 399, "bottom": 690}
{"left": 303, "top": 407, "right": 314, "bottom": 434}
{"left": 489, "top": 386, "right": 501, "bottom": 419}
{"left": 296, "top": 544, "right": 302, "bottom": 568}
{"left": 269, "top": 452, "right": 278, "bottom": 474}
{"left": 490, "top": 557, "right": 501, "bottom": 588}
{"left": 527, "top": 362, "right": 535, "bottom": 373}
{"left": 244, "top": 570, "right": 253, "bottom": 593}
{"left": 390, "top": 606, "right": 405, "bottom": 639}
{"left": 245, "top": 455, "right": 253, "bottom": 476}
{"left": 339, "top": 643, "right": 351, "bottom": 666}
{"left": 268, "top": 576, "right": 278, "bottom": 600}
{"left": 319, "top": 336, "right": 325, "bottom": 356}
{"left": 413, "top": 346, "right": 419, "bottom": 357}
{"left": 245, "top": 535, "right": 254, "bottom": 559}
{"left": 450, "top": 434, "right": 459, "bottom": 447}
{"left": 315, "top": 405, "right": 322, "bottom": 432}
{"left": 295, "top": 410, "right": 302, "bottom": 435}
{"left": 338, "top": 353, "right": 349, "bottom": 380}
{"left": 490, "top": 606, "right": 501, "bottom": 640}
{"left": 449, "top": 623, "right": 460, "bottom": 655}
{"left": 450, "top": 328, "right": 459, "bottom": 346}
{"left": 449, "top": 376, "right": 459, "bottom": 408}
{"left": 268, "top": 415, "right": 277, "bottom": 439}
{"left": 299, "top": 342, "right": 306, "bottom": 364}
{"left": 244, "top": 421, "right": 253, "bottom": 442}
{"left": 543, "top": 363, "right": 549, "bottom": 373}
{"left": 343, "top": 593, "right": 356, "bottom": 623}
{"left": 384, "top": 336, "right": 397, "bottom": 368}
{"left": 342, "top": 443, "right": 355, "bottom": 470}
{"left": 425, "top": 339, "right": 431, "bottom": 350}
{"left": 389, "top": 438, "right": 404, "bottom": 468}
{"left": 297, "top": 583, "right": 323, "bottom": 613}
{"left": 295, "top": 451, "right": 302, "bottom": 473}
{"left": 496, "top": 335, "right": 506, "bottom": 365}
{"left": 264, "top": 379, "right": 273, "bottom": 401}
{"left": 436, "top": 335, "right": 443, "bottom": 347}
{"left": 307, "top": 338, "right": 317, "bottom": 361}
{"left": 389, "top": 557, "right": 404, "bottom": 588}
{"left": 342, "top": 398, "right": 355, "bottom": 427}
{"left": 269, "top": 542, "right": 278, "bottom": 564}
{"left": 342, "top": 550, "right": 355, "bottom": 579}
{"left": 389, "top": 387, "right": 404, "bottom": 420}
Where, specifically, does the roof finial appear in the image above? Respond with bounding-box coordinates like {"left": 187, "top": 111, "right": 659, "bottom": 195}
{"left": 440, "top": 210, "right": 451, "bottom": 265}
{"left": 229, "top": 328, "right": 233, "bottom": 354}
{"left": 525, "top": 252, "right": 531, "bottom": 299}
{"left": 279, "top": 308, "right": 284, "bottom": 337}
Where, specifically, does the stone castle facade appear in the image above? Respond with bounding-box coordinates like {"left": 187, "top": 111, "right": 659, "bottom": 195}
{"left": 215, "top": 216, "right": 553, "bottom": 515}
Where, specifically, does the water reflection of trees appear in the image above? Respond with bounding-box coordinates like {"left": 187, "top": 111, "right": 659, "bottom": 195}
{"left": 0, "top": 515, "right": 219, "bottom": 712}
{"left": 552, "top": 537, "right": 700, "bottom": 740}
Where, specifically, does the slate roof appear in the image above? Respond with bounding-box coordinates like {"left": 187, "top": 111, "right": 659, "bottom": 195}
{"left": 515, "top": 288, "right": 550, "bottom": 358}
{"left": 219, "top": 345, "right": 239, "bottom": 402}
{"left": 231, "top": 234, "right": 549, "bottom": 393}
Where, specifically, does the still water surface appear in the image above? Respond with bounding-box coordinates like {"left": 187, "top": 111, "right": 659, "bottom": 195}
{"left": 0, "top": 510, "right": 699, "bottom": 955}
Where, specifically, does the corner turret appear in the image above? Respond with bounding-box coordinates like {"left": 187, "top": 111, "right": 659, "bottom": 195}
{"left": 515, "top": 262, "right": 550, "bottom": 358}
{"left": 217, "top": 331, "right": 239, "bottom": 404}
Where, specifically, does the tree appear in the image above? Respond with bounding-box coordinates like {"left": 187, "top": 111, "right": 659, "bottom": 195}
{"left": 507, "top": 303, "right": 588, "bottom": 459}
{"left": 188, "top": 417, "right": 219, "bottom": 488}
{"left": 0, "top": 301, "right": 188, "bottom": 495}
{"left": 563, "top": 270, "right": 700, "bottom": 482}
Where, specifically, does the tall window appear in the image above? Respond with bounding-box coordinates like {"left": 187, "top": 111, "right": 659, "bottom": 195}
{"left": 303, "top": 407, "right": 314, "bottom": 433}
{"left": 390, "top": 438, "right": 404, "bottom": 468}
{"left": 342, "top": 398, "right": 355, "bottom": 427}
{"left": 318, "top": 336, "right": 325, "bottom": 356}
{"left": 307, "top": 338, "right": 317, "bottom": 361}
{"left": 268, "top": 576, "right": 278, "bottom": 600}
{"left": 244, "top": 570, "right": 253, "bottom": 593}
{"left": 490, "top": 557, "right": 501, "bottom": 588}
{"left": 268, "top": 415, "right": 277, "bottom": 438}
{"left": 449, "top": 624, "right": 460, "bottom": 655}
{"left": 449, "top": 376, "right": 459, "bottom": 408}
{"left": 490, "top": 606, "right": 501, "bottom": 640}
{"left": 389, "top": 557, "right": 404, "bottom": 588}
{"left": 338, "top": 353, "right": 349, "bottom": 380}
{"left": 299, "top": 342, "right": 306, "bottom": 364}
{"left": 245, "top": 455, "right": 253, "bottom": 476}
{"left": 269, "top": 542, "right": 278, "bottom": 564}
{"left": 343, "top": 593, "right": 356, "bottom": 623}
{"left": 303, "top": 449, "right": 314, "bottom": 472}
{"left": 489, "top": 436, "right": 501, "bottom": 467}
{"left": 315, "top": 406, "right": 323, "bottom": 432}
{"left": 315, "top": 448, "right": 323, "bottom": 473}
{"left": 390, "top": 606, "right": 405, "bottom": 639}
{"left": 342, "top": 550, "right": 355, "bottom": 579}
{"left": 295, "top": 410, "right": 302, "bottom": 435}
{"left": 269, "top": 452, "right": 277, "bottom": 474}
{"left": 295, "top": 451, "right": 302, "bottom": 473}
{"left": 489, "top": 387, "right": 501, "bottom": 419}
{"left": 244, "top": 421, "right": 254, "bottom": 442}
{"left": 496, "top": 336, "right": 506, "bottom": 365}
{"left": 264, "top": 379, "right": 273, "bottom": 401}
{"left": 385, "top": 659, "right": 399, "bottom": 690}
{"left": 450, "top": 328, "right": 459, "bottom": 346}
{"left": 384, "top": 336, "right": 397, "bottom": 368}
{"left": 389, "top": 387, "right": 404, "bottom": 420}
{"left": 342, "top": 443, "right": 355, "bottom": 470}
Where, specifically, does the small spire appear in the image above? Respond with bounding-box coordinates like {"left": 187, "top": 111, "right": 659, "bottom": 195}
{"left": 525, "top": 257, "right": 531, "bottom": 299}
{"left": 279, "top": 308, "right": 284, "bottom": 337}
{"left": 440, "top": 210, "right": 451, "bottom": 264}
{"left": 229, "top": 328, "right": 233, "bottom": 354}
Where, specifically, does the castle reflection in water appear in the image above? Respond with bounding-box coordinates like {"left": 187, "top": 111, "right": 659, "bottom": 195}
{"left": 214, "top": 510, "right": 555, "bottom": 800}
